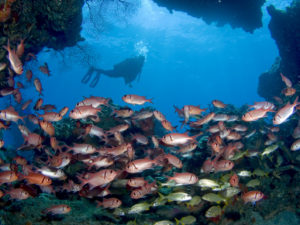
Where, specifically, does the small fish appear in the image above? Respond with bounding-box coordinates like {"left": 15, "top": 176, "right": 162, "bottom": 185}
{"left": 153, "top": 110, "right": 166, "bottom": 121}
{"left": 175, "top": 215, "right": 196, "bottom": 225}
{"left": 161, "top": 132, "right": 200, "bottom": 146}
{"left": 273, "top": 97, "right": 299, "bottom": 125}
{"left": 69, "top": 105, "right": 101, "bottom": 120}
{"left": 202, "top": 193, "right": 226, "bottom": 203}
{"left": 39, "top": 62, "right": 50, "bottom": 76}
{"left": 97, "top": 197, "right": 122, "bottom": 209}
{"left": 76, "top": 96, "right": 109, "bottom": 108}
{"left": 261, "top": 144, "right": 279, "bottom": 156}
{"left": 0, "top": 171, "right": 18, "bottom": 185}
{"left": 22, "top": 100, "right": 32, "bottom": 110}
{"left": 59, "top": 106, "right": 69, "bottom": 116}
{"left": 221, "top": 187, "right": 240, "bottom": 198}
{"left": 186, "top": 195, "right": 202, "bottom": 207}
{"left": 291, "top": 139, "right": 300, "bottom": 151}
{"left": 154, "top": 220, "right": 174, "bottom": 225}
{"left": 127, "top": 177, "right": 148, "bottom": 188}
{"left": 0, "top": 140, "right": 4, "bottom": 148}
{"left": 34, "top": 78, "right": 43, "bottom": 95}
{"left": 125, "top": 158, "right": 156, "bottom": 173}
{"left": 280, "top": 73, "right": 292, "bottom": 88}
{"left": 42, "top": 204, "right": 71, "bottom": 215}
{"left": 205, "top": 205, "right": 222, "bottom": 219}
{"left": 190, "top": 112, "right": 215, "bottom": 126}
{"left": 159, "top": 192, "right": 192, "bottom": 202}
{"left": 161, "top": 120, "right": 177, "bottom": 132}
{"left": 282, "top": 87, "right": 296, "bottom": 96}
{"left": 6, "top": 188, "right": 30, "bottom": 200}
{"left": 167, "top": 172, "right": 198, "bottom": 185}
{"left": 77, "top": 169, "right": 117, "bottom": 189}
{"left": 242, "top": 190, "right": 264, "bottom": 204}
{"left": 0, "top": 62, "right": 7, "bottom": 71}
{"left": 229, "top": 173, "right": 239, "bottom": 187}
{"left": 242, "top": 108, "right": 273, "bottom": 122}
{"left": 3, "top": 40, "right": 23, "bottom": 75}
{"left": 37, "top": 167, "right": 66, "bottom": 179}
{"left": 22, "top": 172, "right": 52, "bottom": 186}
{"left": 246, "top": 179, "right": 261, "bottom": 188}
{"left": 34, "top": 98, "right": 43, "bottom": 110}
{"left": 249, "top": 101, "right": 275, "bottom": 110}
{"left": 16, "top": 38, "right": 25, "bottom": 57}
{"left": 0, "top": 106, "right": 24, "bottom": 122}
{"left": 122, "top": 94, "right": 153, "bottom": 105}
{"left": 237, "top": 170, "right": 252, "bottom": 177}
{"left": 38, "top": 112, "right": 62, "bottom": 122}
{"left": 197, "top": 179, "right": 219, "bottom": 189}
{"left": 128, "top": 202, "right": 151, "bottom": 214}
{"left": 212, "top": 100, "right": 226, "bottom": 108}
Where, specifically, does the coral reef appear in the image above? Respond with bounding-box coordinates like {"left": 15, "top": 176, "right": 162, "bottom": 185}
{"left": 0, "top": 0, "right": 84, "bottom": 65}
{"left": 152, "top": 0, "right": 266, "bottom": 33}
{"left": 258, "top": 0, "right": 300, "bottom": 100}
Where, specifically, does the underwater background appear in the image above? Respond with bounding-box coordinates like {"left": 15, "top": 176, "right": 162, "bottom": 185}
{"left": 0, "top": 0, "right": 299, "bottom": 224}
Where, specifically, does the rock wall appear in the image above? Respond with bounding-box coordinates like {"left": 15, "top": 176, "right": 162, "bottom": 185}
{"left": 258, "top": 0, "right": 300, "bottom": 100}
{"left": 152, "top": 0, "right": 266, "bottom": 33}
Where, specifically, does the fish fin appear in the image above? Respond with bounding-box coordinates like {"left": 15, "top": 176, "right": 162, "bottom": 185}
{"left": 175, "top": 218, "right": 182, "bottom": 225}
{"left": 147, "top": 98, "right": 153, "bottom": 104}
{"left": 293, "top": 96, "right": 299, "bottom": 107}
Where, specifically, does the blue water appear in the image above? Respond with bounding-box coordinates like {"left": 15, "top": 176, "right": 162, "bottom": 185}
{"left": 2, "top": 0, "right": 293, "bottom": 147}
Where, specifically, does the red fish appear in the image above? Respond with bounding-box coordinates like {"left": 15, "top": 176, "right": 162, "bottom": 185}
{"left": 122, "top": 94, "right": 152, "bottom": 105}
{"left": 3, "top": 40, "right": 23, "bottom": 75}
{"left": 39, "top": 120, "right": 55, "bottom": 136}
{"left": 6, "top": 188, "right": 30, "bottom": 200}
{"left": 0, "top": 106, "right": 24, "bottom": 122}
{"left": 161, "top": 132, "right": 200, "bottom": 146}
{"left": 273, "top": 97, "right": 299, "bottom": 125}
{"left": 39, "top": 62, "right": 50, "bottom": 76}
{"left": 127, "top": 177, "right": 148, "bottom": 188}
{"left": 69, "top": 105, "right": 101, "bottom": 120}
{"left": 22, "top": 172, "right": 52, "bottom": 186}
{"left": 0, "top": 171, "right": 18, "bottom": 185}
{"left": 242, "top": 191, "right": 264, "bottom": 204}
{"left": 130, "top": 182, "right": 157, "bottom": 199}
{"left": 97, "top": 198, "right": 122, "bottom": 209}
{"left": 78, "top": 169, "right": 118, "bottom": 189}
{"left": 280, "top": 73, "right": 292, "bottom": 88}
{"left": 42, "top": 204, "right": 71, "bottom": 215}
{"left": 16, "top": 38, "right": 25, "bottom": 58}
{"left": 125, "top": 158, "right": 157, "bottom": 173}
{"left": 229, "top": 173, "right": 239, "bottom": 187}
{"left": 212, "top": 100, "right": 226, "bottom": 108}
{"left": 214, "top": 160, "right": 234, "bottom": 172}
{"left": 168, "top": 172, "right": 198, "bottom": 185}
{"left": 34, "top": 78, "right": 43, "bottom": 95}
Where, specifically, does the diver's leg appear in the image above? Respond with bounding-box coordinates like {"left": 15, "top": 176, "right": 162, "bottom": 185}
{"left": 81, "top": 67, "right": 94, "bottom": 84}
{"left": 89, "top": 72, "right": 101, "bottom": 88}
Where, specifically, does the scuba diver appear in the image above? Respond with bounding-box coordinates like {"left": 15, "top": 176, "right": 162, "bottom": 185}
{"left": 81, "top": 55, "right": 145, "bottom": 88}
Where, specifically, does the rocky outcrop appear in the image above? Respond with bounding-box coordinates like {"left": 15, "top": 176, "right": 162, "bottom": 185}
{"left": 258, "top": 0, "right": 300, "bottom": 100}
{"left": 0, "top": 0, "right": 84, "bottom": 61}
{"left": 152, "top": 0, "right": 266, "bottom": 33}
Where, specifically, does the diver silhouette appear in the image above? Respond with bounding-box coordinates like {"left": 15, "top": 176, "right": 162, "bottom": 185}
{"left": 81, "top": 55, "right": 145, "bottom": 88}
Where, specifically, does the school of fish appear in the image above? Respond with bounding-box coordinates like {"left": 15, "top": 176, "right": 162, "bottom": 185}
{"left": 0, "top": 39, "right": 299, "bottom": 224}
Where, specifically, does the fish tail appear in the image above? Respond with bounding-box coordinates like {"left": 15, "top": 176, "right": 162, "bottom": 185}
{"left": 2, "top": 39, "right": 10, "bottom": 51}
{"left": 293, "top": 96, "right": 299, "bottom": 107}
{"left": 147, "top": 98, "right": 153, "bottom": 104}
